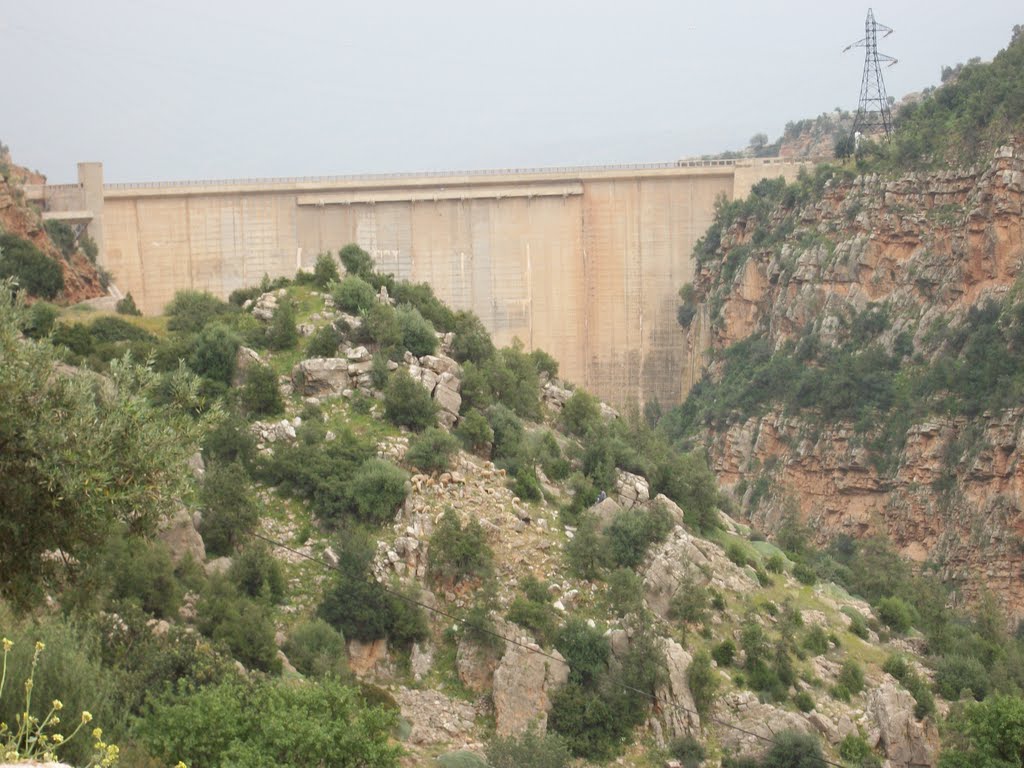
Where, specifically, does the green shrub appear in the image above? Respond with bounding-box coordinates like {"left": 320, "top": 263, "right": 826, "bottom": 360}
{"left": 266, "top": 296, "right": 299, "bottom": 350}
{"left": 649, "top": 450, "right": 720, "bottom": 533}
{"left": 406, "top": 427, "right": 459, "bottom": 473}
{"left": 831, "top": 683, "right": 851, "bottom": 702}
{"left": 561, "top": 389, "right": 602, "bottom": 437}
{"left": 240, "top": 362, "right": 284, "bottom": 418}
{"left": 339, "top": 243, "right": 374, "bottom": 278}
{"left": 606, "top": 504, "right": 674, "bottom": 569}
{"left": 506, "top": 577, "right": 557, "bottom": 647}
{"left": 713, "top": 639, "right": 736, "bottom": 667}
{"left": 843, "top": 607, "right": 870, "bottom": 639}
{"left": 486, "top": 404, "right": 524, "bottom": 461}
{"left": 397, "top": 304, "right": 438, "bottom": 356}
{"left": 762, "top": 731, "right": 824, "bottom": 768}
{"left": 371, "top": 351, "right": 390, "bottom": 389}
{"left": 44, "top": 220, "right": 77, "bottom": 259}
{"left": 793, "top": 690, "right": 815, "bottom": 712}
{"left": 306, "top": 323, "right": 342, "bottom": 357}
{"left": 136, "top": 676, "right": 401, "bottom": 768}
{"left": 199, "top": 461, "right": 259, "bottom": 556}
{"left": 605, "top": 567, "right": 644, "bottom": 617}
{"left": 334, "top": 275, "right": 377, "bottom": 313}
{"left": 838, "top": 660, "right": 865, "bottom": 695}
{"left": 0, "top": 234, "right": 63, "bottom": 298}
{"left": 792, "top": 561, "right": 817, "bottom": 585}
{"left": 556, "top": 619, "right": 610, "bottom": 687}
{"left": 318, "top": 536, "right": 427, "bottom": 647}
{"left": 427, "top": 509, "right": 493, "bottom": 586}
{"left": 876, "top": 596, "right": 917, "bottom": 634}
{"left": 202, "top": 412, "right": 256, "bottom": 468}
{"left": 669, "top": 735, "right": 706, "bottom": 768}
{"left": 530, "top": 348, "right": 559, "bottom": 378}
{"left": 165, "top": 289, "right": 233, "bottom": 333}
{"left": 455, "top": 408, "right": 493, "bottom": 455}
{"left": 512, "top": 464, "right": 543, "bottom": 501}
{"left": 688, "top": 649, "right": 719, "bottom": 717}
{"left": 765, "top": 553, "right": 786, "bottom": 573}
{"left": 283, "top": 618, "right": 348, "bottom": 679}
{"left": 486, "top": 726, "right": 571, "bottom": 768}
{"left": 482, "top": 343, "right": 541, "bottom": 419}
{"left": 197, "top": 575, "right": 282, "bottom": 674}
{"left": 935, "top": 655, "right": 989, "bottom": 701}
{"left": 348, "top": 459, "right": 409, "bottom": 525}
{"left": 228, "top": 545, "right": 286, "bottom": 604}
{"left": 565, "top": 514, "right": 612, "bottom": 580}
{"left": 383, "top": 370, "right": 437, "bottom": 430}
{"left": 547, "top": 682, "right": 628, "bottom": 761}
{"left": 116, "top": 292, "right": 142, "bottom": 315}
{"left": 364, "top": 303, "right": 403, "bottom": 353}
{"left": 312, "top": 252, "right": 340, "bottom": 289}
{"left": 80, "top": 233, "right": 98, "bottom": 263}
{"left": 726, "top": 541, "right": 749, "bottom": 567}
{"left": 451, "top": 310, "right": 494, "bottom": 363}
{"left": 802, "top": 625, "right": 830, "bottom": 656}
{"left": 189, "top": 322, "right": 241, "bottom": 385}
{"left": 839, "top": 734, "right": 881, "bottom": 768}
{"left": 103, "top": 533, "right": 181, "bottom": 619}
{"left": 22, "top": 301, "right": 58, "bottom": 338}
{"left": 390, "top": 281, "right": 455, "bottom": 332}
{"left": 883, "top": 654, "right": 910, "bottom": 680}
{"left": 668, "top": 578, "right": 710, "bottom": 626}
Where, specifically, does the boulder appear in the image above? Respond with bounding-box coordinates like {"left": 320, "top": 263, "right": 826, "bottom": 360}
{"left": 419, "top": 354, "right": 461, "bottom": 377}
{"left": 492, "top": 641, "right": 569, "bottom": 736}
{"left": 348, "top": 638, "right": 389, "bottom": 677}
{"left": 158, "top": 506, "right": 206, "bottom": 565}
{"left": 433, "top": 382, "right": 462, "bottom": 419}
{"left": 233, "top": 346, "right": 263, "bottom": 386}
{"left": 393, "top": 688, "right": 476, "bottom": 745}
{"left": 615, "top": 469, "right": 650, "bottom": 508}
{"left": 590, "top": 496, "right": 622, "bottom": 532}
{"left": 293, "top": 357, "right": 351, "bottom": 396}
{"left": 866, "top": 682, "right": 939, "bottom": 767}
{"left": 716, "top": 690, "right": 815, "bottom": 758}
{"left": 654, "top": 639, "right": 701, "bottom": 740}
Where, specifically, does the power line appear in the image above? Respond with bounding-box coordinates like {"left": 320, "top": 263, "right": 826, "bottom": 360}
{"left": 250, "top": 530, "right": 850, "bottom": 768}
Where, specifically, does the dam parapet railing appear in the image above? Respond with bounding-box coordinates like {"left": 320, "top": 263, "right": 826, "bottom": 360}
{"left": 99, "top": 156, "right": 805, "bottom": 192}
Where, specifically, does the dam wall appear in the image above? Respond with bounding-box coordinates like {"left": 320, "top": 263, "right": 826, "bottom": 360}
{"left": 28, "top": 159, "right": 806, "bottom": 406}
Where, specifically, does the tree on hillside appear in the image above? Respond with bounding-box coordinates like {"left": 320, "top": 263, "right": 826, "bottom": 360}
{"left": 0, "top": 287, "right": 206, "bottom": 608}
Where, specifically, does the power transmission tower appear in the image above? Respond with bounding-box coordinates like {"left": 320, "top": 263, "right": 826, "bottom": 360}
{"left": 844, "top": 8, "right": 897, "bottom": 139}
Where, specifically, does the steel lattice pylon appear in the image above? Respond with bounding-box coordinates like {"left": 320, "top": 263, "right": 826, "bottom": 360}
{"left": 844, "top": 8, "right": 898, "bottom": 139}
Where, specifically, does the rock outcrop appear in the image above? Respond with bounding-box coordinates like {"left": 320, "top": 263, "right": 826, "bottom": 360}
{"left": 688, "top": 143, "right": 1024, "bottom": 618}
{"left": 491, "top": 638, "right": 569, "bottom": 736}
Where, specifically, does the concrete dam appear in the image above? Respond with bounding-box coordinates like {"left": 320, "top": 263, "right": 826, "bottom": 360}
{"left": 28, "top": 158, "right": 806, "bottom": 407}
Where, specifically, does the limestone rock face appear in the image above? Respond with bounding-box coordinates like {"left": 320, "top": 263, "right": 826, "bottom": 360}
{"left": 653, "top": 639, "right": 701, "bottom": 741}
{"left": 456, "top": 636, "right": 502, "bottom": 693}
{"left": 394, "top": 688, "right": 476, "bottom": 745}
{"left": 158, "top": 505, "right": 206, "bottom": 565}
{"left": 348, "top": 638, "right": 390, "bottom": 677}
{"left": 590, "top": 496, "right": 622, "bottom": 531}
{"left": 716, "top": 690, "right": 816, "bottom": 757}
{"left": 615, "top": 469, "right": 650, "bottom": 508}
{"left": 293, "top": 357, "right": 351, "bottom": 397}
{"left": 492, "top": 640, "right": 570, "bottom": 736}
{"left": 692, "top": 145, "right": 1024, "bottom": 619}
{"left": 866, "top": 682, "right": 939, "bottom": 767}
{"left": 644, "top": 526, "right": 758, "bottom": 618}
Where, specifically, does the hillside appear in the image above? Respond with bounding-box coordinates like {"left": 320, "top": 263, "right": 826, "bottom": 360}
{"left": 668, "top": 31, "right": 1024, "bottom": 624}
{"left": 3, "top": 233, "right": 1022, "bottom": 768}
{"left": 0, "top": 142, "right": 107, "bottom": 304}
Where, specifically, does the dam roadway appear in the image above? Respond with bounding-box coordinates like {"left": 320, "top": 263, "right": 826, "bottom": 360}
{"left": 30, "top": 158, "right": 805, "bottom": 407}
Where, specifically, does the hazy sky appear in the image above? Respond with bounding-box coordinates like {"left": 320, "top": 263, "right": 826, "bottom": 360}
{"left": 3, "top": 1, "right": 1020, "bottom": 183}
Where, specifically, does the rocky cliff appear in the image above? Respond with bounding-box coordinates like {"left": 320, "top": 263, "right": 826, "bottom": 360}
{"left": 0, "top": 145, "right": 106, "bottom": 304}
{"left": 681, "top": 142, "right": 1024, "bottom": 621}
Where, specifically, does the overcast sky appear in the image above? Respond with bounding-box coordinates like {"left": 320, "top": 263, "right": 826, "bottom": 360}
{"left": 2, "top": 1, "right": 1020, "bottom": 183}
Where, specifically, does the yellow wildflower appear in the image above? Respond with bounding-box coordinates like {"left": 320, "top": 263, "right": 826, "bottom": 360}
{"left": 81, "top": 711, "right": 93, "bottom": 724}
{"left": 52, "top": 699, "right": 63, "bottom": 710}
{"left": 34, "top": 640, "right": 45, "bottom": 652}
{"left": 2, "top": 638, "right": 12, "bottom": 652}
